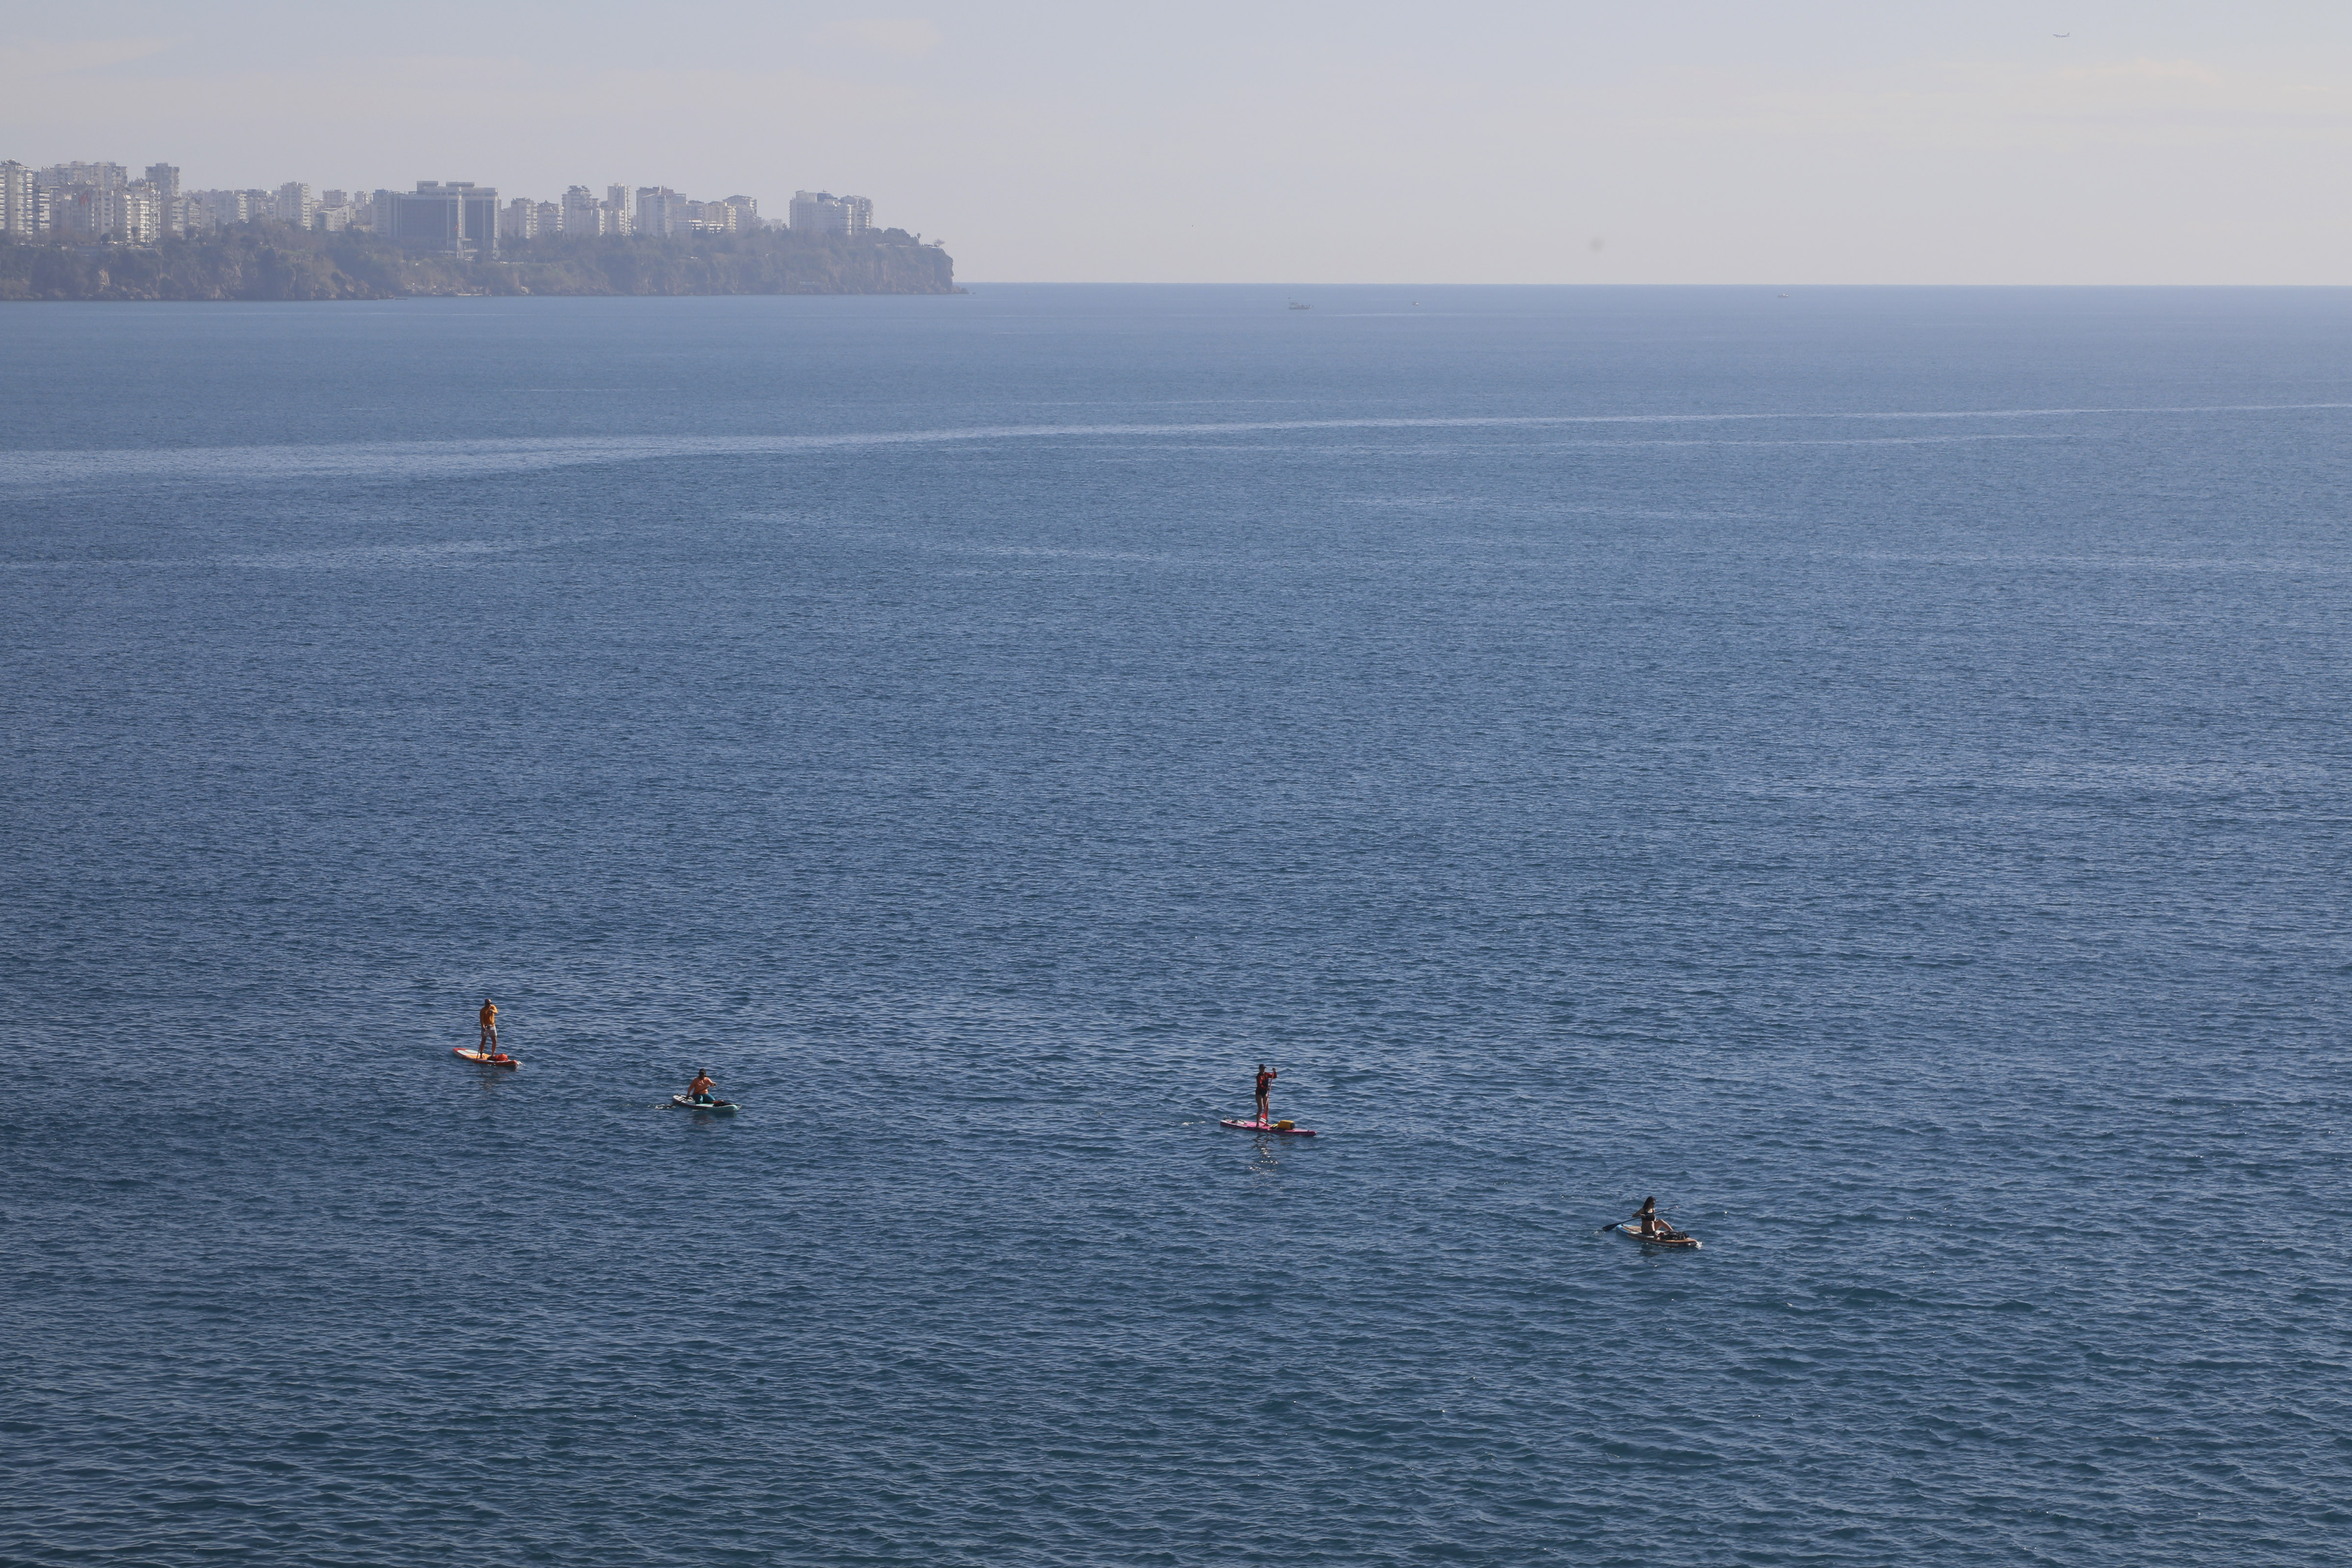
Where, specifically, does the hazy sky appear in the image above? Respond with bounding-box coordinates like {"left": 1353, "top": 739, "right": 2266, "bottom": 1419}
{"left": 7, "top": 2, "right": 2352, "bottom": 283}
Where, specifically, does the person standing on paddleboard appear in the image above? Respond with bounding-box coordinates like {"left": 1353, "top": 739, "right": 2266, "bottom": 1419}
{"left": 478, "top": 998, "right": 499, "bottom": 1054}
{"left": 1254, "top": 1063, "right": 1277, "bottom": 1126}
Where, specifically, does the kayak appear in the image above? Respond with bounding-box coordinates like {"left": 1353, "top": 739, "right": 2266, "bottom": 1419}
{"left": 1220, "top": 1118, "right": 1316, "bottom": 1136}
{"left": 672, "top": 1094, "right": 739, "bottom": 1113}
{"left": 453, "top": 1047, "right": 518, "bottom": 1070}
{"left": 1615, "top": 1223, "right": 1699, "bottom": 1249}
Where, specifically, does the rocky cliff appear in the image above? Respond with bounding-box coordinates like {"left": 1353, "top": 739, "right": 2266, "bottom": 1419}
{"left": 0, "top": 224, "right": 958, "bottom": 301}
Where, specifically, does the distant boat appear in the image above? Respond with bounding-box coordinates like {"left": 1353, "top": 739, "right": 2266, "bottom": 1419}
{"left": 1287, "top": 299, "right": 1311, "bottom": 310}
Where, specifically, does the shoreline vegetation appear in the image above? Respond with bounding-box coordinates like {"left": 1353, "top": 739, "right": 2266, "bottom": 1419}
{"left": 0, "top": 222, "right": 958, "bottom": 301}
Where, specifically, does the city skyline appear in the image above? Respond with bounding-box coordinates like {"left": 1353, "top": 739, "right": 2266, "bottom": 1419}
{"left": 7, "top": 3, "right": 2352, "bottom": 282}
{"left": 2, "top": 157, "right": 885, "bottom": 251}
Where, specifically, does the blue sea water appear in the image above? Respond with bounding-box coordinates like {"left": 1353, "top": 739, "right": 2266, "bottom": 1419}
{"left": 2, "top": 285, "right": 2349, "bottom": 1567}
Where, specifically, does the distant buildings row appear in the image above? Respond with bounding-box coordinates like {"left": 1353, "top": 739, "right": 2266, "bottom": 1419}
{"left": 0, "top": 160, "right": 882, "bottom": 255}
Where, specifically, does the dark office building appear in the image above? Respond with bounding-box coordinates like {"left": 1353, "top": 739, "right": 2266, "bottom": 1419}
{"left": 375, "top": 181, "right": 499, "bottom": 256}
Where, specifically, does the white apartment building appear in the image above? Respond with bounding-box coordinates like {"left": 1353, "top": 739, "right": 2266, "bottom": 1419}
{"left": 559, "top": 184, "right": 636, "bottom": 235}
{"left": 40, "top": 161, "right": 129, "bottom": 192}
{"left": 191, "top": 189, "right": 256, "bottom": 226}
{"left": 635, "top": 186, "right": 686, "bottom": 238}
{"left": 684, "top": 195, "right": 758, "bottom": 233}
{"left": 50, "top": 182, "right": 161, "bottom": 243}
{"left": 1, "top": 161, "right": 41, "bottom": 238}
{"left": 789, "top": 191, "right": 871, "bottom": 236}
{"left": 274, "top": 182, "right": 316, "bottom": 228}
{"left": 560, "top": 185, "right": 602, "bottom": 234}
{"left": 498, "top": 197, "right": 538, "bottom": 240}
{"left": 143, "top": 164, "right": 181, "bottom": 236}
{"left": 122, "top": 184, "right": 163, "bottom": 243}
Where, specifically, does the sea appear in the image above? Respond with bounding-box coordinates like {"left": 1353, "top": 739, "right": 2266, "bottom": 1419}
{"left": 1, "top": 286, "right": 2348, "bottom": 1567}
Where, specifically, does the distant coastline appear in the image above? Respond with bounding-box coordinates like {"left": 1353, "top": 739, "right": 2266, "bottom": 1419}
{"left": 0, "top": 223, "right": 959, "bottom": 301}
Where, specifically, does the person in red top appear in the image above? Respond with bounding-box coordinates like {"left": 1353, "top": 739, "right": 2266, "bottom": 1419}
{"left": 1254, "top": 1063, "right": 1277, "bottom": 1126}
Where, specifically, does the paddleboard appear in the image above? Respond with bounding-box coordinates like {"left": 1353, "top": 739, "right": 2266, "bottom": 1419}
{"left": 1615, "top": 1223, "right": 1699, "bottom": 1249}
{"left": 672, "top": 1094, "right": 739, "bottom": 1113}
{"left": 1220, "top": 1119, "right": 1316, "bottom": 1136}
{"left": 454, "top": 1047, "right": 518, "bottom": 1070}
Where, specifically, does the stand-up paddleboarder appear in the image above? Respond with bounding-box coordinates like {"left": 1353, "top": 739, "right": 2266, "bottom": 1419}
{"left": 1254, "top": 1063, "right": 1277, "bottom": 1125}
{"left": 478, "top": 998, "right": 499, "bottom": 1054}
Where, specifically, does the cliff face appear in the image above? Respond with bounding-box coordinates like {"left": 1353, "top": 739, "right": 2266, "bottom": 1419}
{"left": 0, "top": 224, "right": 958, "bottom": 301}
{"left": 0, "top": 228, "right": 398, "bottom": 300}
{"left": 484, "top": 229, "right": 956, "bottom": 296}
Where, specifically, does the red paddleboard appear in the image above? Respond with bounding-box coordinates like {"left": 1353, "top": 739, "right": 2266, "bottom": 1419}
{"left": 453, "top": 1047, "right": 518, "bottom": 1070}
{"left": 1220, "top": 1119, "right": 1316, "bottom": 1136}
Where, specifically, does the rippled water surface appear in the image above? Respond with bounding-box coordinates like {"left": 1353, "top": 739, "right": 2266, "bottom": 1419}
{"left": 3, "top": 287, "right": 2349, "bottom": 1566}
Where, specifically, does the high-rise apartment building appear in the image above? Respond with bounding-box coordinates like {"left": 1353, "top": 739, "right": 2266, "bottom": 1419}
{"left": 533, "top": 199, "right": 561, "bottom": 235}
{"left": 1, "top": 161, "right": 40, "bottom": 237}
{"left": 40, "top": 161, "right": 128, "bottom": 193}
{"left": 48, "top": 185, "right": 95, "bottom": 237}
{"left": 192, "top": 189, "right": 257, "bottom": 226}
{"left": 560, "top": 185, "right": 632, "bottom": 236}
{"left": 685, "top": 195, "right": 759, "bottom": 233}
{"left": 141, "top": 163, "right": 180, "bottom": 236}
{"left": 498, "top": 197, "right": 539, "bottom": 240}
{"left": 50, "top": 183, "right": 161, "bottom": 243}
{"left": 635, "top": 186, "right": 686, "bottom": 238}
{"left": 789, "top": 191, "right": 871, "bottom": 236}
{"left": 275, "top": 182, "right": 316, "bottom": 229}
{"left": 376, "top": 181, "right": 499, "bottom": 255}
{"left": 143, "top": 164, "right": 181, "bottom": 235}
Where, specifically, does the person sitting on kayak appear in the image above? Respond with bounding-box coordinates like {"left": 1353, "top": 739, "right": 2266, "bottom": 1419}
{"left": 478, "top": 998, "right": 499, "bottom": 1053}
{"left": 686, "top": 1071, "right": 716, "bottom": 1105}
{"left": 1254, "top": 1063, "right": 1277, "bottom": 1125}
{"left": 1633, "top": 1197, "right": 1673, "bottom": 1239}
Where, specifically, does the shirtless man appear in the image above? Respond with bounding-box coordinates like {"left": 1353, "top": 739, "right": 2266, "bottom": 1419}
{"left": 1254, "top": 1063, "right": 1277, "bottom": 1126}
{"left": 686, "top": 1071, "right": 716, "bottom": 1105}
{"left": 477, "top": 998, "right": 499, "bottom": 1054}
